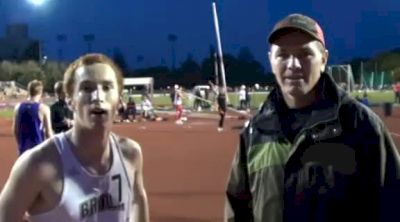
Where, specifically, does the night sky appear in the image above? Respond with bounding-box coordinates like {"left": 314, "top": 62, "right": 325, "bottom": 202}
{"left": 1, "top": 0, "right": 400, "bottom": 71}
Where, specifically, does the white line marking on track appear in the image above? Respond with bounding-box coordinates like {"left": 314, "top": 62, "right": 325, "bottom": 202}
{"left": 390, "top": 132, "right": 400, "bottom": 137}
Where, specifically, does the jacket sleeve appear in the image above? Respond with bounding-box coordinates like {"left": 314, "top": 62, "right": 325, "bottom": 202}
{"left": 225, "top": 127, "right": 254, "bottom": 222}
{"left": 378, "top": 122, "right": 400, "bottom": 222}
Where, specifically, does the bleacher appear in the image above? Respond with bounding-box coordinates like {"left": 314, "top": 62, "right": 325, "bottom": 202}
{"left": 0, "top": 81, "right": 27, "bottom": 97}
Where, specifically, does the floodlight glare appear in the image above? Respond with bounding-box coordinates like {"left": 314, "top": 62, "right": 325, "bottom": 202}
{"left": 27, "top": 0, "right": 46, "bottom": 6}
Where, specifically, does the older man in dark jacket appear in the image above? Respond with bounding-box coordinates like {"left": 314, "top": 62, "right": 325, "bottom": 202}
{"left": 225, "top": 13, "right": 400, "bottom": 222}
{"left": 50, "top": 81, "right": 73, "bottom": 133}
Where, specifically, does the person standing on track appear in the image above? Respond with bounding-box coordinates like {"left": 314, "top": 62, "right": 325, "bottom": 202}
{"left": 225, "top": 13, "right": 400, "bottom": 222}
{"left": 50, "top": 81, "right": 74, "bottom": 133}
{"left": 174, "top": 84, "right": 186, "bottom": 125}
{"left": 12, "top": 79, "right": 53, "bottom": 155}
{"left": 217, "top": 87, "right": 227, "bottom": 132}
{"left": 0, "top": 53, "right": 150, "bottom": 222}
{"left": 126, "top": 96, "right": 137, "bottom": 122}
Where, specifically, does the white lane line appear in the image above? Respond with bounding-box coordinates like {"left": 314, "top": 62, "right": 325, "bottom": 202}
{"left": 390, "top": 132, "right": 400, "bottom": 137}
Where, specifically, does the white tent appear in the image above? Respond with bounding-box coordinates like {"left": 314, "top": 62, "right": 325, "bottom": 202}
{"left": 123, "top": 77, "right": 154, "bottom": 98}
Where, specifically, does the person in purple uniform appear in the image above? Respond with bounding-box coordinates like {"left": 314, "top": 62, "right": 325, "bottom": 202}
{"left": 12, "top": 79, "right": 53, "bottom": 155}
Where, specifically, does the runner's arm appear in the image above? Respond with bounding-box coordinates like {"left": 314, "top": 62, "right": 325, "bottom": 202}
{"left": 0, "top": 150, "right": 43, "bottom": 222}
{"left": 131, "top": 142, "right": 150, "bottom": 222}
{"left": 41, "top": 104, "right": 54, "bottom": 138}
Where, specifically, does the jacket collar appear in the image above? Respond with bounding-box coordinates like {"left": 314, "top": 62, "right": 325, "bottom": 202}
{"left": 253, "top": 73, "right": 347, "bottom": 132}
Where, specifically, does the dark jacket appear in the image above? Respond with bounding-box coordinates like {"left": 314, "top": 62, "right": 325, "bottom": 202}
{"left": 225, "top": 73, "right": 400, "bottom": 222}
{"left": 50, "top": 99, "right": 73, "bottom": 133}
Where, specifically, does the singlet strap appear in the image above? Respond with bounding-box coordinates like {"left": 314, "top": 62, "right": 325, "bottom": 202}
{"left": 111, "top": 133, "right": 133, "bottom": 190}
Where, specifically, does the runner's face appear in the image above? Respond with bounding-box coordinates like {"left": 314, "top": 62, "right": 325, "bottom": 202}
{"left": 70, "top": 63, "right": 120, "bottom": 129}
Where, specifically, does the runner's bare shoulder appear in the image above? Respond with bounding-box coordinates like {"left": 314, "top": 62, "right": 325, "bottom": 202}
{"left": 114, "top": 134, "right": 142, "bottom": 166}
{"left": 0, "top": 138, "right": 60, "bottom": 210}
{"left": 19, "top": 138, "right": 60, "bottom": 184}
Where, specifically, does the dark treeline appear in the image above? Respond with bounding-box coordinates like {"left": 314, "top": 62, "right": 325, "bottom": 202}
{"left": 1, "top": 46, "right": 400, "bottom": 92}
{"left": 121, "top": 46, "right": 275, "bottom": 89}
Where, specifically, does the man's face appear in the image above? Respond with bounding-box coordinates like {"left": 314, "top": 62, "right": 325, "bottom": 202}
{"left": 70, "top": 63, "right": 120, "bottom": 129}
{"left": 269, "top": 31, "right": 328, "bottom": 99}
{"left": 55, "top": 83, "right": 66, "bottom": 100}
{"left": 58, "top": 90, "right": 66, "bottom": 100}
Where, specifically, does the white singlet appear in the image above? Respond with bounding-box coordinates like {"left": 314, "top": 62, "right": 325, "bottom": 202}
{"left": 174, "top": 91, "right": 182, "bottom": 105}
{"left": 28, "top": 132, "right": 133, "bottom": 222}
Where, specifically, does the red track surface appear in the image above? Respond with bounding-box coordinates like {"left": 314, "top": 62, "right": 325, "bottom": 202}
{"left": 1, "top": 107, "right": 400, "bottom": 221}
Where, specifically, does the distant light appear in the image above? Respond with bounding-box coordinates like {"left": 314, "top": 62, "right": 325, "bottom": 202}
{"left": 27, "top": 0, "right": 46, "bottom": 6}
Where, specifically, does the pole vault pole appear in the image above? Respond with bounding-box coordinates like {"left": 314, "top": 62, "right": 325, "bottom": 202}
{"left": 212, "top": 2, "right": 230, "bottom": 104}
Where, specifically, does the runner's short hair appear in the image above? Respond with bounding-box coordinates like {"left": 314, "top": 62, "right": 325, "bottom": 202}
{"left": 27, "top": 80, "right": 43, "bottom": 97}
{"left": 63, "top": 53, "right": 124, "bottom": 97}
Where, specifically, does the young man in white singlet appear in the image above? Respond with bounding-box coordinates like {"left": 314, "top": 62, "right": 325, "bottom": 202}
{"left": 0, "top": 53, "right": 150, "bottom": 222}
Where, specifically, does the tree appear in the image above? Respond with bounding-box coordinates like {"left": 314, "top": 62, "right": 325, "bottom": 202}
{"left": 14, "top": 61, "right": 45, "bottom": 87}
{"left": 372, "top": 52, "right": 400, "bottom": 73}
{"left": 113, "top": 48, "right": 128, "bottom": 73}
{"left": 237, "top": 46, "right": 254, "bottom": 62}
{"left": 135, "top": 66, "right": 172, "bottom": 88}
{"left": 0, "top": 61, "right": 14, "bottom": 81}
{"left": 392, "top": 67, "right": 400, "bottom": 82}
{"left": 42, "top": 61, "right": 67, "bottom": 92}
{"left": 179, "top": 54, "right": 200, "bottom": 74}
{"left": 201, "top": 57, "right": 215, "bottom": 83}
{"left": 344, "top": 57, "right": 370, "bottom": 83}
{"left": 177, "top": 54, "right": 202, "bottom": 86}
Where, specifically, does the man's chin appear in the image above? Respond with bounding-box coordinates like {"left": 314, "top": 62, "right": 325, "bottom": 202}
{"left": 87, "top": 120, "right": 112, "bottom": 129}
{"left": 284, "top": 87, "right": 306, "bottom": 97}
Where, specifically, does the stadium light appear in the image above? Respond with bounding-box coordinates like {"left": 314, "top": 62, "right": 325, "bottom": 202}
{"left": 27, "top": 0, "right": 47, "bottom": 7}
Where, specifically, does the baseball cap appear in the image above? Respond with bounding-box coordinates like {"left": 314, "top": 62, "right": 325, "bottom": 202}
{"left": 268, "top": 13, "right": 325, "bottom": 47}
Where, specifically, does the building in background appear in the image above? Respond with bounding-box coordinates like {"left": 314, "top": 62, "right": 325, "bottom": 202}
{"left": 0, "top": 24, "right": 41, "bottom": 61}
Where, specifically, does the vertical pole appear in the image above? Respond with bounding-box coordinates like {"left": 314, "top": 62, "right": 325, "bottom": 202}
{"left": 212, "top": 2, "right": 229, "bottom": 103}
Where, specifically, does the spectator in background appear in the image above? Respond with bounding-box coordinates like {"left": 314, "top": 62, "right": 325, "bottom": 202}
{"left": 239, "top": 85, "right": 246, "bottom": 110}
{"left": 245, "top": 86, "right": 251, "bottom": 111}
{"left": 141, "top": 95, "right": 154, "bottom": 120}
{"left": 141, "top": 95, "right": 163, "bottom": 121}
{"left": 355, "top": 95, "right": 362, "bottom": 102}
{"left": 117, "top": 97, "right": 129, "bottom": 123}
{"left": 204, "top": 87, "right": 210, "bottom": 108}
{"left": 193, "top": 87, "right": 202, "bottom": 111}
{"left": 50, "top": 81, "right": 74, "bottom": 133}
{"left": 393, "top": 81, "right": 400, "bottom": 103}
{"left": 170, "top": 85, "right": 177, "bottom": 108}
{"left": 12, "top": 80, "right": 53, "bottom": 155}
{"left": 360, "top": 91, "right": 370, "bottom": 107}
{"left": 126, "top": 96, "right": 137, "bottom": 122}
